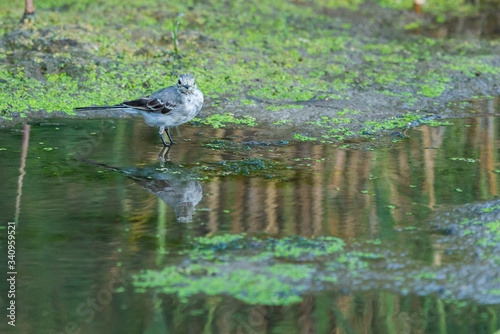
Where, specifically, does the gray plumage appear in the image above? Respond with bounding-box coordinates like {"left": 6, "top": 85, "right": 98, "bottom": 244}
{"left": 76, "top": 74, "right": 203, "bottom": 146}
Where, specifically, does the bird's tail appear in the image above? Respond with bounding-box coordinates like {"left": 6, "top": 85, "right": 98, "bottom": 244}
{"left": 75, "top": 105, "right": 124, "bottom": 111}
{"left": 74, "top": 105, "right": 138, "bottom": 115}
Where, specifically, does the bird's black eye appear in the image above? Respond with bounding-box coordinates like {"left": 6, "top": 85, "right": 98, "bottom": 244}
{"left": 178, "top": 80, "right": 181, "bottom": 84}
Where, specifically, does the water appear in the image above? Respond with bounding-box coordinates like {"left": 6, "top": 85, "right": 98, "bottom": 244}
{"left": 1, "top": 114, "right": 500, "bottom": 333}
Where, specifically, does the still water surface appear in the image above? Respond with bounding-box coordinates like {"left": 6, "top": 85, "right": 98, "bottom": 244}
{"left": 1, "top": 113, "right": 500, "bottom": 333}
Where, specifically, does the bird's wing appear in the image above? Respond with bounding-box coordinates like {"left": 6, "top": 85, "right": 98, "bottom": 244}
{"left": 122, "top": 97, "right": 178, "bottom": 114}
{"left": 123, "top": 86, "right": 180, "bottom": 114}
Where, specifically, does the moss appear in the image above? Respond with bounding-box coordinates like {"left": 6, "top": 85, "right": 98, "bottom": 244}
{"left": 413, "top": 272, "right": 438, "bottom": 279}
{"left": 240, "top": 98, "right": 256, "bottom": 105}
{"left": 481, "top": 206, "right": 500, "bottom": 213}
{"left": 135, "top": 266, "right": 304, "bottom": 305}
{"left": 293, "top": 134, "right": 317, "bottom": 141}
{"left": 193, "top": 113, "right": 257, "bottom": 128}
{"left": 271, "top": 236, "right": 345, "bottom": 259}
{"left": 362, "top": 115, "right": 419, "bottom": 132}
{"left": 418, "top": 82, "right": 449, "bottom": 98}
{"left": 133, "top": 234, "right": 364, "bottom": 305}
{"left": 266, "top": 105, "right": 303, "bottom": 111}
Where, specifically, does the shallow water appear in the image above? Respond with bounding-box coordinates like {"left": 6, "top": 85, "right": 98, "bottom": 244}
{"left": 1, "top": 114, "right": 500, "bottom": 333}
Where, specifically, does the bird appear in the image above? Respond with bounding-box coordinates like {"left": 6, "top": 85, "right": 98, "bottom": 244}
{"left": 75, "top": 74, "right": 203, "bottom": 147}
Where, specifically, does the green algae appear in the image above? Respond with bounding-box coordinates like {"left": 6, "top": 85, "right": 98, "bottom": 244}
{"left": 362, "top": 116, "right": 418, "bottom": 132}
{"left": 459, "top": 213, "right": 500, "bottom": 258}
{"left": 133, "top": 234, "right": 359, "bottom": 305}
{"left": 361, "top": 114, "right": 452, "bottom": 133}
{"left": 272, "top": 236, "right": 345, "bottom": 259}
{"left": 135, "top": 266, "right": 304, "bottom": 305}
{"left": 193, "top": 113, "right": 257, "bottom": 129}
{"left": 482, "top": 206, "right": 500, "bottom": 213}
{"left": 131, "top": 206, "right": 496, "bottom": 306}
{"left": 418, "top": 82, "right": 449, "bottom": 98}
{"left": 266, "top": 105, "right": 303, "bottom": 112}
{"left": 308, "top": 116, "right": 352, "bottom": 128}
{"left": 293, "top": 133, "right": 317, "bottom": 141}
{"left": 413, "top": 272, "right": 438, "bottom": 280}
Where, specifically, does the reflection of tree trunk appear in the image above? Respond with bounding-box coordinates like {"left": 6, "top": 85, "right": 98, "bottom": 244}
{"left": 156, "top": 200, "right": 167, "bottom": 265}
{"left": 345, "top": 151, "right": 373, "bottom": 238}
{"left": 456, "top": 17, "right": 465, "bottom": 35}
{"left": 360, "top": 151, "right": 374, "bottom": 236}
{"left": 361, "top": 295, "right": 374, "bottom": 334}
{"left": 390, "top": 145, "right": 411, "bottom": 227}
{"left": 413, "top": 0, "right": 425, "bottom": 14}
{"left": 248, "top": 178, "right": 262, "bottom": 233}
{"left": 388, "top": 150, "right": 404, "bottom": 223}
{"left": 311, "top": 172, "right": 323, "bottom": 236}
{"left": 311, "top": 145, "right": 326, "bottom": 236}
{"left": 298, "top": 175, "right": 312, "bottom": 236}
{"left": 422, "top": 128, "right": 435, "bottom": 209}
{"left": 206, "top": 128, "right": 225, "bottom": 235}
{"left": 283, "top": 183, "right": 295, "bottom": 234}
{"left": 22, "top": 0, "right": 35, "bottom": 22}
{"left": 345, "top": 152, "right": 358, "bottom": 238}
{"left": 231, "top": 179, "right": 246, "bottom": 234}
{"left": 207, "top": 177, "right": 220, "bottom": 235}
{"left": 336, "top": 294, "right": 353, "bottom": 334}
{"left": 436, "top": 299, "right": 447, "bottom": 334}
{"left": 421, "top": 127, "right": 445, "bottom": 209}
{"left": 298, "top": 296, "right": 314, "bottom": 334}
{"left": 433, "top": 238, "right": 445, "bottom": 267}
{"left": 328, "top": 150, "right": 345, "bottom": 236}
{"left": 15, "top": 124, "right": 30, "bottom": 224}
{"left": 264, "top": 181, "right": 278, "bottom": 234}
{"left": 483, "top": 115, "right": 497, "bottom": 196}
{"left": 129, "top": 193, "right": 156, "bottom": 251}
{"left": 311, "top": 145, "right": 324, "bottom": 236}
{"left": 296, "top": 143, "right": 313, "bottom": 236}
{"left": 25, "top": 0, "right": 35, "bottom": 13}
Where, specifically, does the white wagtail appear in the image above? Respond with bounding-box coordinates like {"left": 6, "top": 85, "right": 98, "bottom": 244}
{"left": 76, "top": 74, "right": 203, "bottom": 146}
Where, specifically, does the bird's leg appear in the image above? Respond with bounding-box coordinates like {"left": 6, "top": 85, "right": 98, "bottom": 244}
{"left": 159, "top": 127, "right": 169, "bottom": 147}
{"left": 165, "top": 128, "right": 176, "bottom": 145}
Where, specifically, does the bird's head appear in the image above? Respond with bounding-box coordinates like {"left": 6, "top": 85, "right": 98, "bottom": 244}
{"left": 176, "top": 74, "right": 197, "bottom": 94}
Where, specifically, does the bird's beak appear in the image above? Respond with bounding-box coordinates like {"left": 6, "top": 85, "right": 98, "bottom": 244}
{"left": 184, "top": 84, "right": 190, "bottom": 89}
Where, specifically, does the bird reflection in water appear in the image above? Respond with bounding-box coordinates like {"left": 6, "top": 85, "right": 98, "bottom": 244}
{"left": 158, "top": 145, "right": 172, "bottom": 162}
{"left": 131, "top": 164, "right": 202, "bottom": 223}
{"left": 85, "top": 158, "right": 202, "bottom": 222}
